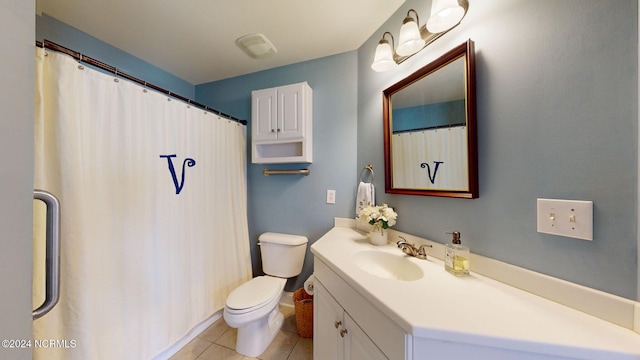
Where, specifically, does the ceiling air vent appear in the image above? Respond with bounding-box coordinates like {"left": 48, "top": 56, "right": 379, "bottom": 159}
{"left": 235, "top": 33, "right": 277, "bottom": 59}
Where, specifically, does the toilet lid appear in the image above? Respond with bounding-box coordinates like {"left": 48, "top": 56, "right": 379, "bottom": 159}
{"left": 226, "top": 276, "right": 284, "bottom": 311}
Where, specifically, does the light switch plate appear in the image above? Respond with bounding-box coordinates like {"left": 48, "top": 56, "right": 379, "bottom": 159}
{"left": 537, "top": 198, "right": 593, "bottom": 240}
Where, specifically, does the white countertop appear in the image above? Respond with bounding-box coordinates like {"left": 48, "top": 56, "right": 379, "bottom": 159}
{"left": 311, "top": 226, "right": 640, "bottom": 360}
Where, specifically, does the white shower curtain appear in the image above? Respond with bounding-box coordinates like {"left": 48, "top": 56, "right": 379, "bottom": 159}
{"left": 391, "top": 127, "right": 469, "bottom": 190}
{"left": 33, "top": 48, "right": 252, "bottom": 359}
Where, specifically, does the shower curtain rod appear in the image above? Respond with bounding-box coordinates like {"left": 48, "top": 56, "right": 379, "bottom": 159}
{"left": 35, "top": 40, "right": 247, "bottom": 125}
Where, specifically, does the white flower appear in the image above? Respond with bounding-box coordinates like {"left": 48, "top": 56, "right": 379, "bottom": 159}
{"left": 358, "top": 203, "right": 398, "bottom": 230}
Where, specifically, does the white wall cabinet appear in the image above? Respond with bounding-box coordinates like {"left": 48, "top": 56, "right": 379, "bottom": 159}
{"left": 251, "top": 82, "right": 312, "bottom": 163}
{"left": 314, "top": 281, "right": 388, "bottom": 360}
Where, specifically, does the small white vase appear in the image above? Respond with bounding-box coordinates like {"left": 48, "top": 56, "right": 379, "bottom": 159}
{"left": 368, "top": 228, "right": 388, "bottom": 246}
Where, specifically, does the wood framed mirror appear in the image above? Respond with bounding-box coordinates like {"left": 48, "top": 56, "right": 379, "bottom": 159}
{"left": 383, "top": 39, "right": 477, "bottom": 198}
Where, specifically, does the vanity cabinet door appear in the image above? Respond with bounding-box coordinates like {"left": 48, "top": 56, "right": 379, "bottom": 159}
{"left": 314, "top": 281, "right": 344, "bottom": 360}
{"left": 343, "top": 313, "right": 388, "bottom": 360}
{"left": 314, "top": 281, "right": 388, "bottom": 360}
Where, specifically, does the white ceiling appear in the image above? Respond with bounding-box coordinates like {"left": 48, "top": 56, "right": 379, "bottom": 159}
{"left": 36, "top": 0, "right": 405, "bottom": 85}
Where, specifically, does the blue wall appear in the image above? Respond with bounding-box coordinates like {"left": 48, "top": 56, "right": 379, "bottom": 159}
{"left": 196, "top": 52, "right": 359, "bottom": 291}
{"left": 198, "top": 1, "right": 639, "bottom": 299}
{"left": 359, "top": 0, "right": 638, "bottom": 299}
{"left": 36, "top": 0, "right": 639, "bottom": 299}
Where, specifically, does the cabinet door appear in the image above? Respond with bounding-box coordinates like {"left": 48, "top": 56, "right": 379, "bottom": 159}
{"left": 276, "top": 83, "right": 306, "bottom": 140}
{"left": 314, "top": 281, "right": 344, "bottom": 360}
{"left": 252, "top": 88, "right": 278, "bottom": 141}
{"left": 344, "top": 313, "right": 388, "bottom": 360}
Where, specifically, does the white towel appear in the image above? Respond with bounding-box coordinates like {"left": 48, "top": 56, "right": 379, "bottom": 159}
{"left": 356, "top": 181, "right": 375, "bottom": 216}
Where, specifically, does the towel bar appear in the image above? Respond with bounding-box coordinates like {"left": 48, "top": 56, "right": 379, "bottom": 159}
{"left": 263, "top": 169, "right": 310, "bottom": 176}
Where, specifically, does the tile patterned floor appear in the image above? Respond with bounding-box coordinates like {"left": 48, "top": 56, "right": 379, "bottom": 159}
{"left": 169, "top": 306, "right": 313, "bottom": 360}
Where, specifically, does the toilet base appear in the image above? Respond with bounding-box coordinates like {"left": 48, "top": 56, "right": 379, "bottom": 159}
{"left": 235, "top": 307, "right": 284, "bottom": 357}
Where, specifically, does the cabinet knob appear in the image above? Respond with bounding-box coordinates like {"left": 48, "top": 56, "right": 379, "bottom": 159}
{"left": 271, "top": 129, "right": 275, "bottom": 133}
{"left": 334, "top": 320, "right": 342, "bottom": 329}
{"left": 340, "top": 328, "right": 348, "bottom": 337}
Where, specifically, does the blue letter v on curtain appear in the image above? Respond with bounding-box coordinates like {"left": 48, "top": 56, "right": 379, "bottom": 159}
{"left": 160, "top": 154, "right": 196, "bottom": 194}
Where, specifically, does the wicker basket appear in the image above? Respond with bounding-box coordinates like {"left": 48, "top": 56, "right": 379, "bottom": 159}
{"left": 293, "top": 288, "right": 314, "bottom": 338}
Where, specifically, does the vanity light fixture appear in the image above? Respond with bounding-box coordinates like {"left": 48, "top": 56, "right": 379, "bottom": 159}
{"left": 371, "top": 32, "right": 399, "bottom": 72}
{"left": 426, "top": 0, "right": 466, "bottom": 33}
{"left": 371, "top": 0, "right": 468, "bottom": 72}
{"left": 396, "top": 10, "right": 425, "bottom": 57}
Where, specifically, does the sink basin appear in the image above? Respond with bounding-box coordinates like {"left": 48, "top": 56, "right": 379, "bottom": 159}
{"left": 353, "top": 250, "right": 423, "bottom": 281}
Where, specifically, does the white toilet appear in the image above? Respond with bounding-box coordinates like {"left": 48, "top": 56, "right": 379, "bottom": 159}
{"left": 223, "top": 232, "right": 308, "bottom": 357}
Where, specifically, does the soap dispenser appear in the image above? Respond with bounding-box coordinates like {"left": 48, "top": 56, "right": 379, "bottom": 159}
{"left": 444, "top": 231, "right": 470, "bottom": 276}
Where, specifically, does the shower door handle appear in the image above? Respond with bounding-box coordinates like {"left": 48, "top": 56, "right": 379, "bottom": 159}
{"left": 32, "top": 190, "right": 61, "bottom": 320}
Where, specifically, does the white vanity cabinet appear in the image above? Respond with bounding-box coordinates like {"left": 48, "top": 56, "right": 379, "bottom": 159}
{"left": 251, "top": 82, "right": 312, "bottom": 163}
{"left": 311, "top": 225, "right": 640, "bottom": 360}
{"left": 314, "top": 259, "right": 408, "bottom": 360}
{"left": 314, "top": 280, "right": 387, "bottom": 360}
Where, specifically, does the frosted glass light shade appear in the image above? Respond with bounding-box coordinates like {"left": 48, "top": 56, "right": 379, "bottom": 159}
{"left": 396, "top": 19, "right": 424, "bottom": 56}
{"left": 371, "top": 41, "right": 397, "bottom": 72}
{"left": 427, "top": 0, "right": 465, "bottom": 33}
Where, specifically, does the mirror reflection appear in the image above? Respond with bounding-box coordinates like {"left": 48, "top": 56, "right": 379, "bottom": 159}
{"left": 383, "top": 40, "right": 477, "bottom": 198}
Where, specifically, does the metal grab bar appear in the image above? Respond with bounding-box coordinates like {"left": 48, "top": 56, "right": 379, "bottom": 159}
{"left": 32, "top": 190, "right": 61, "bottom": 320}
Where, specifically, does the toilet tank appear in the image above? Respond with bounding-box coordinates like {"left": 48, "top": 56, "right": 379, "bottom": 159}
{"left": 259, "top": 232, "right": 308, "bottom": 278}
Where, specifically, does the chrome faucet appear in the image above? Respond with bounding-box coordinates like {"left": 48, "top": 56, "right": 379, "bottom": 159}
{"left": 396, "top": 236, "right": 432, "bottom": 259}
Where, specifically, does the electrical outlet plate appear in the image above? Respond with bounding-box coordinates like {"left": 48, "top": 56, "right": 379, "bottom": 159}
{"left": 537, "top": 198, "right": 593, "bottom": 240}
{"left": 326, "top": 189, "right": 336, "bottom": 204}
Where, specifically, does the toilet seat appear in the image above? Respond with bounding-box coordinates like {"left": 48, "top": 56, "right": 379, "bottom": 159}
{"left": 225, "top": 276, "right": 285, "bottom": 314}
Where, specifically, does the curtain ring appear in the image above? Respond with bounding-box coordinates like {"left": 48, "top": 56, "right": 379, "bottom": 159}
{"left": 114, "top": 68, "right": 119, "bottom": 82}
